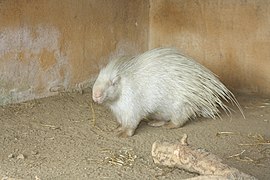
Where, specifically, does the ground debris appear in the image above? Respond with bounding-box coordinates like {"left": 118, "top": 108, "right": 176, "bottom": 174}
{"left": 31, "top": 151, "right": 38, "bottom": 155}
{"left": 1, "top": 177, "right": 22, "bottom": 180}
{"left": 8, "top": 154, "right": 14, "bottom": 158}
{"left": 17, "top": 154, "right": 25, "bottom": 160}
{"left": 40, "top": 123, "right": 60, "bottom": 130}
{"left": 102, "top": 147, "right": 137, "bottom": 167}
{"left": 239, "top": 133, "right": 270, "bottom": 146}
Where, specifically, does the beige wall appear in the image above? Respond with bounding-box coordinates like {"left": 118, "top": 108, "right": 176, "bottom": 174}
{"left": 149, "top": 0, "right": 270, "bottom": 95}
{"left": 0, "top": 0, "right": 149, "bottom": 104}
{"left": 1, "top": 0, "right": 270, "bottom": 105}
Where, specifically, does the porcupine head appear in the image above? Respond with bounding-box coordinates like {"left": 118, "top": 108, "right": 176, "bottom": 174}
{"left": 92, "top": 64, "right": 121, "bottom": 105}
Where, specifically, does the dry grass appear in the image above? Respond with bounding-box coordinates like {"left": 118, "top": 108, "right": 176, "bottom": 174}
{"left": 217, "top": 131, "right": 270, "bottom": 166}
{"left": 239, "top": 133, "right": 270, "bottom": 146}
{"left": 102, "top": 148, "right": 137, "bottom": 167}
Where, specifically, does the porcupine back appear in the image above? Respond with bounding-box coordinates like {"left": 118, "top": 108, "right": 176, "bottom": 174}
{"left": 109, "top": 48, "right": 244, "bottom": 121}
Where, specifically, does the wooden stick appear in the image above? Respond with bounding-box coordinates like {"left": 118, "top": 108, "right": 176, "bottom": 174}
{"left": 151, "top": 134, "right": 257, "bottom": 180}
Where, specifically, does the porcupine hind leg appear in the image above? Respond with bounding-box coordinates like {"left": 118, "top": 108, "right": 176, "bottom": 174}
{"left": 148, "top": 121, "right": 166, "bottom": 127}
{"left": 147, "top": 113, "right": 170, "bottom": 127}
{"left": 148, "top": 116, "right": 187, "bottom": 129}
{"left": 164, "top": 108, "right": 192, "bottom": 129}
{"left": 164, "top": 120, "right": 186, "bottom": 129}
{"left": 147, "top": 111, "right": 190, "bottom": 129}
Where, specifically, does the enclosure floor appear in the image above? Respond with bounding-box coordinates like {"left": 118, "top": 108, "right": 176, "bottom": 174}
{"left": 0, "top": 90, "right": 269, "bottom": 180}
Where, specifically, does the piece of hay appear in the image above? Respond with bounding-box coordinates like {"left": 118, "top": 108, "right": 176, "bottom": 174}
{"left": 90, "top": 102, "right": 96, "bottom": 126}
{"left": 228, "top": 150, "right": 255, "bottom": 163}
{"left": 152, "top": 134, "right": 257, "bottom": 180}
{"left": 216, "top": 131, "right": 237, "bottom": 136}
{"left": 228, "top": 150, "right": 246, "bottom": 158}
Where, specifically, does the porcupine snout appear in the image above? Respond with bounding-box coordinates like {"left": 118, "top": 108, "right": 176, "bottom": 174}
{"left": 92, "top": 88, "right": 104, "bottom": 104}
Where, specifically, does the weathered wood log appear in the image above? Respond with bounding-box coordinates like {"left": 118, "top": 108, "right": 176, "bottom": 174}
{"left": 151, "top": 134, "right": 257, "bottom": 180}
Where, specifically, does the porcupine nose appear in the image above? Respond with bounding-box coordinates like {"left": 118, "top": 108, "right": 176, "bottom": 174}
{"left": 92, "top": 90, "right": 103, "bottom": 103}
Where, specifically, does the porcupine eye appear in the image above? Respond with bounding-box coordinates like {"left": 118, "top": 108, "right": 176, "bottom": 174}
{"left": 111, "top": 76, "right": 121, "bottom": 86}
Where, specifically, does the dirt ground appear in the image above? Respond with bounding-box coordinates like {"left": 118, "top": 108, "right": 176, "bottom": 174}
{"left": 0, "top": 89, "right": 269, "bottom": 180}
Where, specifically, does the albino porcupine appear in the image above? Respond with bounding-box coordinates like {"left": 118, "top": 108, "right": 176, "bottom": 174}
{"left": 92, "top": 48, "right": 244, "bottom": 137}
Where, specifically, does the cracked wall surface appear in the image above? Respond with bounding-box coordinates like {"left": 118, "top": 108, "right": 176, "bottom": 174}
{"left": 0, "top": 0, "right": 149, "bottom": 105}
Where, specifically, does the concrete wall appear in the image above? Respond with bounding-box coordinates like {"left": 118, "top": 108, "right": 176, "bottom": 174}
{"left": 0, "top": 0, "right": 149, "bottom": 105}
{"left": 149, "top": 0, "right": 270, "bottom": 95}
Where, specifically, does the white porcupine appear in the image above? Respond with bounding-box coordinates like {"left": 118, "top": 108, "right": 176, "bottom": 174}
{"left": 92, "top": 48, "right": 244, "bottom": 137}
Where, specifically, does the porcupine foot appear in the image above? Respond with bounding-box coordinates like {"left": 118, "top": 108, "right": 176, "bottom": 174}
{"left": 164, "top": 117, "right": 188, "bottom": 129}
{"left": 117, "top": 127, "right": 135, "bottom": 138}
{"left": 148, "top": 120, "right": 184, "bottom": 129}
{"left": 148, "top": 120, "right": 166, "bottom": 127}
{"left": 164, "top": 121, "right": 182, "bottom": 129}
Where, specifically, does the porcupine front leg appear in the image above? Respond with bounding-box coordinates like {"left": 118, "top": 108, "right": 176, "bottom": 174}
{"left": 114, "top": 122, "right": 135, "bottom": 137}
{"left": 113, "top": 114, "right": 124, "bottom": 132}
{"left": 116, "top": 112, "right": 141, "bottom": 138}
{"left": 117, "top": 127, "right": 136, "bottom": 138}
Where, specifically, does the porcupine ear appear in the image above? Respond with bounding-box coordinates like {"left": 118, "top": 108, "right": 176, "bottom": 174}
{"left": 111, "top": 75, "right": 121, "bottom": 86}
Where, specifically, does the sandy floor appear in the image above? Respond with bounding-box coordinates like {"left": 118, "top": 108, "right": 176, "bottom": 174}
{"left": 0, "top": 90, "right": 269, "bottom": 180}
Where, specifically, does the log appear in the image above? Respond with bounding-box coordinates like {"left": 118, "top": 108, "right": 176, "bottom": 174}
{"left": 151, "top": 134, "right": 257, "bottom": 180}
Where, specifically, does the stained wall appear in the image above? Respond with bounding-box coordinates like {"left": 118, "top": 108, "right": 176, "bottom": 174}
{"left": 0, "top": 0, "right": 149, "bottom": 104}
{"left": 1, "top": 0, "right": 270, "bottom": 105}
{"left": 149, "top": 0, "right": 270, "bottom": 95}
